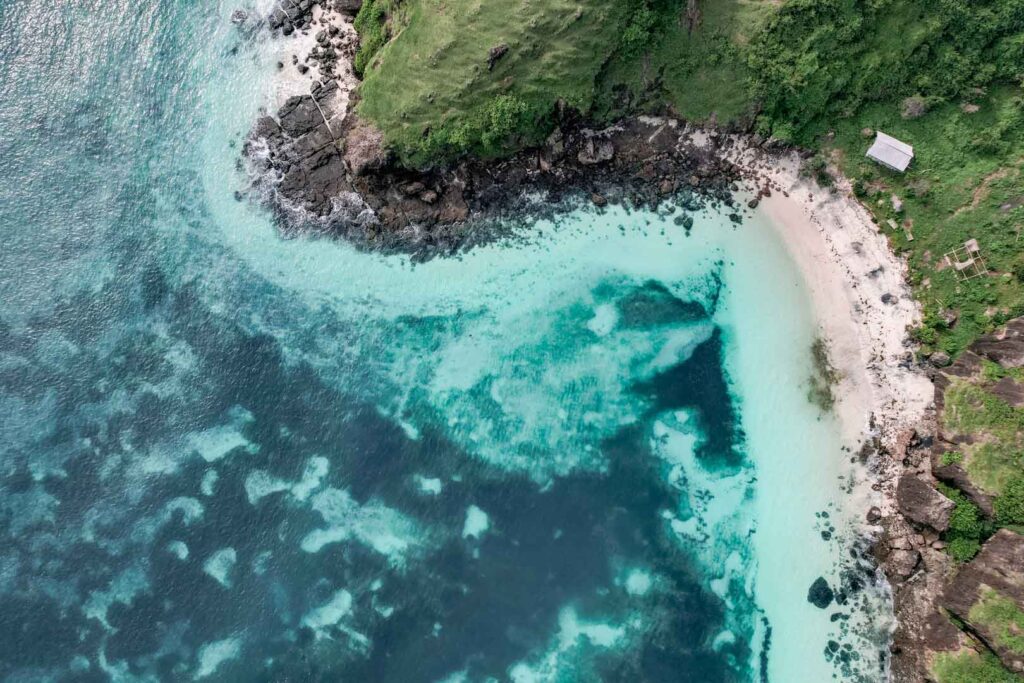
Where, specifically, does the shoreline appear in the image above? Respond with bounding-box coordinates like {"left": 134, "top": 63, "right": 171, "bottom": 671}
{"left": 739, "top": 146, "right": 933, "bottom": 458}
{"left": 244, "top": 4, "right": 948, "bottom": 680}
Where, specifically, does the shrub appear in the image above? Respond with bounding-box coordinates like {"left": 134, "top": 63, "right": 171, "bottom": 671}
{"left": 940, "top": 484, "right": 989, "bottom": 562}
{"left": 353, "top": 0, "right": 390, "bottom": 75}
{"left": 995, "top": 475, "right": 1024, "bottom": 526}
{"left": 948, "top": 537, "right": 982, "bottom": 563}
{"left": 941, "top": 451, "right": 964, "bottom": 467}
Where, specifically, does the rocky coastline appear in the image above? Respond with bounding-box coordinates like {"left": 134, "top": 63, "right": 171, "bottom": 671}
{"left": 241, "top": 4, "right": 780, "bottom": 257}
{"left": 240, "top": 3, "right": 1024, "bottom": 681}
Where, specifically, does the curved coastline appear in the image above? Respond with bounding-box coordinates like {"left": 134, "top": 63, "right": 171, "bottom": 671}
{"left": 245, "top": 3, "right": 939, "bottom": 679}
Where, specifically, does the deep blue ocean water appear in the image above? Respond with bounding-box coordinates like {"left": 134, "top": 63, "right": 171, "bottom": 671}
{"left": 0, "top": 2, "right": 888, "bottom": 681}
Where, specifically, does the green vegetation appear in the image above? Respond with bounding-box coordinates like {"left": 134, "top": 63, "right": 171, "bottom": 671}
{"left": 933, "top": 646, "right": 1022, "bottom": 683}
{"left": 939, "top": 483, "right": 989, "bottom": 562}
{"left": 352, "top": 0, "right": 393, "bottom": 75}
{"left": 970, "top": 589, "right": 1024, "bottom": 656}
{"left": 941, "top": 451, "right": 964, "bottom": 467}
{"left": 356, "top": 0, "right": 639, "bottom": 164}
{"left": 996, "top": 475, "right": 1024, "bottom": 526}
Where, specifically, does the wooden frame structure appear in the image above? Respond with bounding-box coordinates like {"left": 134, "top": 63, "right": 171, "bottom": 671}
{"left": 944, "top": 239, "right": 989, "bottom": 281}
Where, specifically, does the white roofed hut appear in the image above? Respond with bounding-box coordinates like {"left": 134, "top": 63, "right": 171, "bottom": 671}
{"left": 866, "top": 132, "right": 914, "bottom": 172}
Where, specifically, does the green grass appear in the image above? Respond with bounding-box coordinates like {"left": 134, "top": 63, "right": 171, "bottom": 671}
{"left": 357, "top": 0, "right": 637, "bottom": 164}
{"left": 594, "top": 0, "right": 774, "bottom": 122}
{"left": 933, "top": 646, "right": 1021, "bottom": 683}
{"left": 355, "top": 0, "right": 780, "bottom": 163}
{"left": 970, "top": 588, "right": 1024, "bottom": 656}
{"left": 823, "top": 88, "right": 1024, "bottom": 356}
{"left": 938, "top": 482, "right": 989, "bottom": 562}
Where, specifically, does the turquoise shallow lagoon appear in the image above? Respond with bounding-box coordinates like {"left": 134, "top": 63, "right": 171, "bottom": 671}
{"left": 0, "top": 1, "right": 889, "bottom": 681}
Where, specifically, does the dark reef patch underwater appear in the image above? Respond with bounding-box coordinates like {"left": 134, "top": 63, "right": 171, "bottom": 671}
{"left": 0, "top": 1, "right": 889, "bottom": 681}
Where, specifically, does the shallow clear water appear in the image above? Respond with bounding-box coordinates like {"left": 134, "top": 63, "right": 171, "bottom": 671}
{"left": 0, "top": 1, "right": 888, "bottom": 681}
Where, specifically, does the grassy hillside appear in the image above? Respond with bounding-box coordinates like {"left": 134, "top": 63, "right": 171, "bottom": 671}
{"left": 356, "top": 0, "right": 637, "bottom": 165}
{"left": 354, "top": 0, "right": 777, "bottom": 164}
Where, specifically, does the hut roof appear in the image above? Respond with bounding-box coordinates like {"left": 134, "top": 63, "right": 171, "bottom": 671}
{"left": 866, "top": 132, "right": 914, "bottom": 172}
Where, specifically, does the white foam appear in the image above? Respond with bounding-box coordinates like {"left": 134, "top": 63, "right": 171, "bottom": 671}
{"left": 83, "top": 564, "right": 149, "bottom": 630}
{"left": 167, "top": 541, "right": 189, "bottom": 560}
{"left": 244, "top": 470, "right": 290, "bottom": 504}
{"left": 462, "top": 505, "right": 490, "bottom": 539}
{"left": 291, "top": 456, "right": 329, "bottom": 501}
{"left": 300, "top": 488, "right": 419, "bottom": 565}
{"left": 623, "top": 570, "right": 652, "bottom": 596}
{"left": 585, "top": 303, "right": 619, "bottom": 337}
{"left": 200, "top": 469, "right": 219, "bottom": 496}
{"left": 195, "top": 636, "right": 242, "bottom": 679}
{"left": 203, "top": 548, "right": 237, "bottom": 588}
{"left": 190, "top": 425, "right": 255, "bottom": 463}
{"left": 415, "top": 475, "right": 443, "bottom": 496}
{"left": 509, "top": 606, "right": 627, "bottom": 681}
{"left": 301, "top": 589, "right": 353, "bottom": 637}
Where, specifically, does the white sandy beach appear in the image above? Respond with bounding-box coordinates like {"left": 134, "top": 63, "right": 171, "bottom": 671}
{"left": 729, "top": 143, "right": 934, "bottom": 511}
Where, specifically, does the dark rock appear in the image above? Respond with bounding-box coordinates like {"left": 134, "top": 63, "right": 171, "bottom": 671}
{"left": 991, "top": 376, "right": 1024, "bottom": 407}
{"left": 975, "top": 318, "right": 1024, "bottom": 368}
{"left": 487, "top": 43, "right": 509, "bottom": 71}
{"left": 230, "top": 9, "right": 248, "bottom": 24}
{"left": 886, "top": 549, "right": 921, "bottom": 579}
{"left": 930, "top": 351, "right": 951, "bottom": 368}
{"left": 577, "top": 137, "right": 614, "bottom": 165}
{"left": 896, "top": 475, "right": 954, "bottom": 531}
{"left": 808, "top": 577, "right": 834, "bottom": 609}
{"left": 590, "top": 193, "right": 607, "bottom": 207}
{"left": 867, "top": 506, "right": 883, "bottom": 524}
{"left": 334, "top": 0, "right": 363, "bottom": 15}
{"left": 344, "top": 118, "right": 388, "bottom": 176}
{"left": 297, "top": 64, "right": 309, "bottom": 75}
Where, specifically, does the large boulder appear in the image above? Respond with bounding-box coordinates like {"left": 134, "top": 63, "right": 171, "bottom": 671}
{"left": 941, "top": 530, "right": 1024, "bottom": 674}
{"left": 577, "top": 136, "right": 614, "bottom": 165}
{"left": 974, "top": 318, "right": 1024, "bottom": 368}
{"left": 897, "top": 475, "right": 955, "bottom": 531}
{"left": 343, "top": 118, "right": 388, "bottom": 177}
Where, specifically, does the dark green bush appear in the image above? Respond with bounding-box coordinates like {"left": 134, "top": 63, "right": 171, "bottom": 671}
{"left": 995, "top": 475, "right": 1024, "bottom": 525}
{"left": 353, "top": 0, "right": 390, "bottom": 75}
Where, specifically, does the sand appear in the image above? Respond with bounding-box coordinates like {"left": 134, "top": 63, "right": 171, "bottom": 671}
{"left": 727, "top": 141, "right": 934, "bottom": 513}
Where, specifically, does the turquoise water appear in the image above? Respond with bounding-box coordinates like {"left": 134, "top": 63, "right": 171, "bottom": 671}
{"left": 0, "top": 1, "right": 889, "bottom": 681}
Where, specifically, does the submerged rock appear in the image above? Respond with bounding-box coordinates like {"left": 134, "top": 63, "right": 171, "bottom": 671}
{"left": 808, "top": 576, "right": 834, "bottom": 609}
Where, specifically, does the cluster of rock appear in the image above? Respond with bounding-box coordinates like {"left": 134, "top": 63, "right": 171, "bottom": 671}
{"left": 248, "top": 103, "right": 764, "bottom": 253}
{"left": 243, "top": 3, "right": 771, "bottom": 255}
{"left": 873, "top": 318, "right": 1024, "bottom": 682}
{"left": 268, "top": 0, "right": 362, "bottom": 37}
